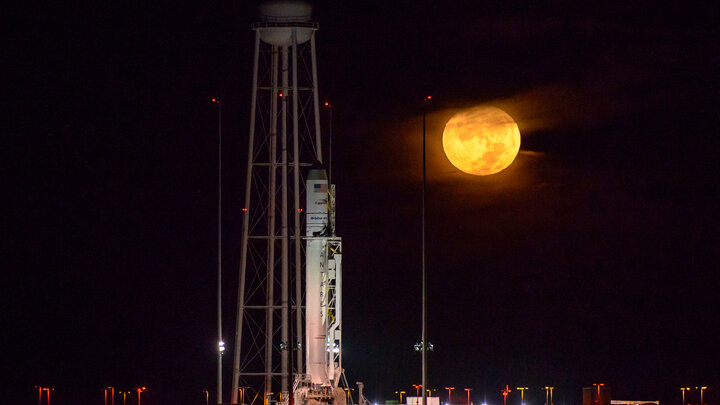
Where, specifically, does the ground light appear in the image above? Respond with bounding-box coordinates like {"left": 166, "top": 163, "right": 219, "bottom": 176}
{"left": 413, "top": 385, "right": 424, "bottom": 405}
{"left": 516, "top": 387, "right": 529, "bottom": 405}
{"left": 135, "top": 387, "right": 146, "bottom": 405}
{"left": 680, "top": 387, "right": 691, "bottom": 405}
{"left": 445, "top": 387, "right": 455, "bottom": 403}
{"left": 42, "top": 388, "right": 54, "bottom": 405}
{"left": 544, "top": 387, "right": 554, "bottom": 405}
{"left": 105, "top": 387, "right": 115, "bottom": 405}
{"left": 502, "top": 385, "right": 511, "bottom": 405}
{"left": 119, "top": 391, "right": 131, "bottom": 405}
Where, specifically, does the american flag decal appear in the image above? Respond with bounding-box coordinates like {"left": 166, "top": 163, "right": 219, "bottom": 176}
{"left": 314, "top": 183, "right": 327, "bottom": 193}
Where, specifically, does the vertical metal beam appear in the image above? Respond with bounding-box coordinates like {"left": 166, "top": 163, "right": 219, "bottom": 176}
{"left": 232, "top": 31, "right": 261, "bottom": 405}
{"left": 265, "top": 44, "right": 279, "bottom": 402}
{"left": 291, "top": 28, "right": 304, "bottom": 377}
{"left": 281, "top": 44, "right": 292, "bottom": 384}
{"left": 310, "top": 34, "right": 322, "bottom": 161}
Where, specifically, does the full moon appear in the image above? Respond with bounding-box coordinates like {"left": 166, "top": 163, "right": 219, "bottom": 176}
{"left": 442, "top": 106, "right": 521, "bottom": 176}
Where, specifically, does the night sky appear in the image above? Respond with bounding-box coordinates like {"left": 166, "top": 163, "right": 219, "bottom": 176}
{"left": 5, "top": 1, "right": 719, "bottom": 405}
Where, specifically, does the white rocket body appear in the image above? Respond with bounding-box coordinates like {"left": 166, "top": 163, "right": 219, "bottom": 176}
{"left": 304, "top": 168, "right": 342, "bottom": 389}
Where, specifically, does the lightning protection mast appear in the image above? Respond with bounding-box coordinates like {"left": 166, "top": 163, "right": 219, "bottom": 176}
{"left": 231, "top": 2, "right": 343, "bottom": 405}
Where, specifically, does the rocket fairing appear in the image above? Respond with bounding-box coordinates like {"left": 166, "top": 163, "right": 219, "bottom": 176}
{"left": 306, "top": 168, "right": 329, "bottom": 237}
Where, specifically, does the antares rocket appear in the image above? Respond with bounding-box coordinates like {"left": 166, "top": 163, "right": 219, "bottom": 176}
{"left": 295, "top": 166, "right": 346, "bottom": 405}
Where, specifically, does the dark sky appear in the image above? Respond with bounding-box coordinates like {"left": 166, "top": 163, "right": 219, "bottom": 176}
{"left": 4, "top": 1, "right": 719, "bottom": 405}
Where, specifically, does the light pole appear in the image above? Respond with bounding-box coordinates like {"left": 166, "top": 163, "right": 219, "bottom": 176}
{"left": 136, "top": 387, "right": 146, "bottom": 405}
{"left": 544, "top": 387, "right": 554, "bottom": 405}
{"left": 699, "top": 387, "right": 707, "bottom": 405}
{"left": 593, "top": 384, "right": 604, "bottom": 402}
{"left": 203, "top": 390, "right": 209, "bottom": 405}
{"left": 683, "top": 387, "right": 692, "bottom": 405}
{"left": 105, "top": 386, "right": 115, "bottom": 405}
{"left": 212, "top": 96, "right": 224, "bottom": 405}
{"left": 119, "top": 391, "right": 130, "bottom": 405}
{"left": 42, "top": 388, "right": 54, "bottom": 405}
{"left": 502, "top": 385, "right": 511, "bottom": 405}
{"left": 465, "top": 388, "right": 472, "bottom": 405}
{"left": 445, "top": 387, "right": 455, "bottom": 404}
{"left": 421, "top": 95, "right": 432, "bottom": 405}
{"left": 238, "top": 387, "right": 248, "bottom": 405}
{"left": 35, "top": 386, "right": 43, "bottom": 405}
{"left": 396, "top": 391, "right": 407, "bottom": 403}
{"left": 516, "top": 387, "right": 529, "bottom": 405}
{"left": 414, "top": 385, "right": 423, "bottom": 405}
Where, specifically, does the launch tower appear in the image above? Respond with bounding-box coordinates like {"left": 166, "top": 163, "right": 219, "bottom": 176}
{"left": 231, "top": 2, "right": 345, "bottom": 405}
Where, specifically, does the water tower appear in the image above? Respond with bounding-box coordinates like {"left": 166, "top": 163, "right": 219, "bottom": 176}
{"left": 231, "top": 2, "right": 343, "bottom": 405}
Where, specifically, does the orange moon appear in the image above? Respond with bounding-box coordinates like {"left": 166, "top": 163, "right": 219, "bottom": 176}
{"left": 442, "top": 106, "right": 521, "bottom": 176}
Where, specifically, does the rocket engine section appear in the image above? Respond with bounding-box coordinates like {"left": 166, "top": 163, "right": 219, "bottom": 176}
{"left": 297, "top": 167, "right": 345, "bottom": 405}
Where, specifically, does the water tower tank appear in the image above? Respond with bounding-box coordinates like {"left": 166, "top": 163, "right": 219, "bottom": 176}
{"left": 256, "top": 0, "right": 315, "bottom": 46}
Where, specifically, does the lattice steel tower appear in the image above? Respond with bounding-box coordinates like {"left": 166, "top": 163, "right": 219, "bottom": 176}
{"left": 231, "top": 2, "right": 336, "bottom": 405}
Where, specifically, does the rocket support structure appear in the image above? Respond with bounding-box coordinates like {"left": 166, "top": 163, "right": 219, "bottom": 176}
{"left": 231, "top": 3, "right": 346, "bottom": 405}
{"left": 295, "top": 168, "right": 345, "bottom": 405}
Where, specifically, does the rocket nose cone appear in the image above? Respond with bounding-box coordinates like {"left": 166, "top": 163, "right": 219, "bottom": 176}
{"left": 307, "top": 168, "right": 327, "bottom": 181}
{"left": 308, "top": 161, "right": 327, "bottom": 180}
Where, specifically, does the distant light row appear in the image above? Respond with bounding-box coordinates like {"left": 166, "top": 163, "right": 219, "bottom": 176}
{"left": 33, "top": 386, "right": 147, "bottom": 405}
